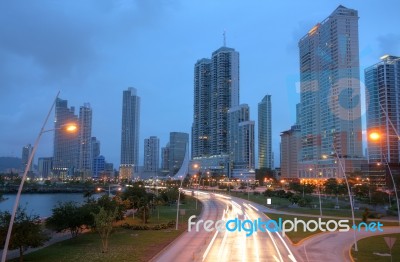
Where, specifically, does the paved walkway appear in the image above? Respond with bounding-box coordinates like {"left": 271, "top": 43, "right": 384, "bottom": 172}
{"left": 0, "top": 230, "right": 86, "bottom": 261}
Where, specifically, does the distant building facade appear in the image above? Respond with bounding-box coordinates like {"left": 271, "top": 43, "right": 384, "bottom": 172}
{"left": 298, "top": 5, "right": 364, "bottom": 178}
{"left": 258, "top": 95, "right": 272, "bottom": 169}
{"left": 161, "top": 144, "right": 170, "bottom": 174}
{"left": 120, "top": 87, "right": 140, "bottom": 173}
{"left": 21, "top": 144, "right": 33, "bottom": 172}
{"left": 192, "top": 46, "right": 240, "bottom": 159}
{"left": 144, "top": 136, "right": 160, "bottom": 173}
{"left": 38, "top": 157, "right": 53, "bottom": 179}
{"left": 53, "top": 98, "right": 79, "bottom": 178}
{"left": 78, "top": 103, "right": 92, "bottom": 179}
{"left": 280, "top": 125, "right": 301, "bottom": 178}
{"left": 169, "top": 132, "right": 189, "bottom": 175}
{"left": 366, "top": 55, "right": 400, "bottom": 164}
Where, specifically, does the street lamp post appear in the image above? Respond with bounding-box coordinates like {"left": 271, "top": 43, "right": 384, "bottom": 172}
{"left": 175, "top": 175, "right": 184, "bottom": 230}
{"left": 332, "top": 144, "right": 358, "bottom": 252}
{"left": 247, "top": 178, "right": 250, "bottom": 201}
{"left": 316, "top": 170, "right": 323, "bottom": 217}
{"left": 1, "top": 92, "right": 78, "bottom": 262}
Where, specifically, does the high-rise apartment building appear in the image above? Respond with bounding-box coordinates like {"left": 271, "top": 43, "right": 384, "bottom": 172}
{"left": 78, "top": 103, "right": 92, "bottom": 178}
{"left": 192, "top": 58, "right": 211, "bottom": 158}
{"left": 161, "top": 144, "right": 170, "bottom": 173}
{"left": 38, "top": 157, "right": 53, "bottom": 179}
{"left": 366, "top": 55, "right": 400, "bottom": 163}
{"left": 120, "top": 87, "right": 140, "bottom": 172}
{"left": 191, "top": 45, "right": 244, "bottom": 176}
{"left": 210, "top": 47, "right": 240, "bottom": 155}
{"left": 280, "top": 125, "right": 301, "bottom": 178}
{"left": 169, "top": 132, "right": 189, "bottom": 175}
{"left": 53, "top": 98, "right": 79, "bottom": 177}
{"left": 228, "top": 104, "right": 250, "bottom": 168}
{"left": 298, "top": 5, "right": 363, "bottom": 178}
{"left": 93, "top": 155, "right": 105, "bottom": 178}
{"left": 21, "top": 144, "right": 33, "bottom": 172}
{"left": 237, "top": 121, "right": 255, "bottom": 170}
{"left": 144, "top": 136, "right": 160, "bottom": 173}
{"left": 258, "top": 95, "right": 272, "bottom": 169}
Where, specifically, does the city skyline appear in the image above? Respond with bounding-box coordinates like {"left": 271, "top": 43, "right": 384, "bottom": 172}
{"left": 1, "top": 1, "right": 399, "bottom": 168}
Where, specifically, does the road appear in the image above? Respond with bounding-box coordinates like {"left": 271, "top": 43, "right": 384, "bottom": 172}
{"left": 152, "top": 191, "right": 298, "bottom": 262}
{"left": 294, "top": 226, "right": 399, "bottom": 262}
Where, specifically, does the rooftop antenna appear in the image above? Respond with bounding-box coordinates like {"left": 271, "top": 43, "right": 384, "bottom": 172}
{"left": 223, "top": 30, "right": 226, "bottom": 47}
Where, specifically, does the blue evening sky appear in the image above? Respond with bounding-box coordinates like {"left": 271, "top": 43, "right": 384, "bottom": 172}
{"left": 1, "top": 0, "right": 399, "bottom": 168}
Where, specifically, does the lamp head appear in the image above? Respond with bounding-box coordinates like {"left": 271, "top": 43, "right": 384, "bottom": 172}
{"left": 369, "top": 131, "right": 381, "bottom": 141}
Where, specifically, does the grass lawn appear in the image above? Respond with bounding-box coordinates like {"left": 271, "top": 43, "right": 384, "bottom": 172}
{"left": 13, "top": 196, "right": 201, "bottom": 262}
{"left": 275, "top": 207, "right": 365, "bottom": 218}
{"left": 266, "top": 213, "right": 398, "bottom": 244}
{"left": 225, "top": 190, "right": 390, "bottom": 220}
{"left": 351, "top": 233, "right": 400, "bottom": 262}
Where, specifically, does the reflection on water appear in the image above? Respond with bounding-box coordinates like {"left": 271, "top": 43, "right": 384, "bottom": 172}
{"left": 0, "top": 193, "right": 103, "bottom": 218}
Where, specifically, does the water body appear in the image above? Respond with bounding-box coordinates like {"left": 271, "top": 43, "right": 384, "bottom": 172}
{"left": 0, "top": 193, "right": 103, "bottom": 218}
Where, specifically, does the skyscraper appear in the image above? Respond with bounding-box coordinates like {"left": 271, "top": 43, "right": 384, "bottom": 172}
{"left": 280, "top": 125, "right": 301, "bottom": 178}
{"left": 120, "top": 87, "right": 140, "bottom": 172}
{"left": 169, "top": 132, "right": 189, "bottom": 175}
{"left": 228, "top": 104, "right": 250, "bottom": 168}
{"left": 90, "top": 137, "right": 100, "bottom": 177}
{"left": 21, "top": 144, "right": 33, "bottom": 172}
{"left": 144, "top": 136, "right": 160, "bottom": 173}
{"left": 298, "top": 5, "right": 363, "bottom": 178}
{"left": 192, "top": 58, "right": 211, "bottom": 158}
{"left": 53, "top": 98, "right": 79, "bottom": 177}
{"left": 366, "top": 55, "right": 400, "bottom": 163}
{"left": 161, "top": 143, "right": 170, "bottom": 174}
{"left": 78, "top": 103, "right": 92, "bottom": 178}
{"left": 210, "top": 47, "right": 240, "bottom": 155}
{"left": 237, "top": 121, "right": 255, "bottom": 170}
{"left": 38, "top": 157, "right": 53, "bottom": 179}
{"left": 258, "top": 95, "right": 272, "bottom": 169}
{"left": 191, "top": 45, "right": 242, "bottom": 176}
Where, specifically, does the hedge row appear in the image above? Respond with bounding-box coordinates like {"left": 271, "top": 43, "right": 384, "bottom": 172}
{"left": 120, "top": 221, "right": 176, "bottom": 230}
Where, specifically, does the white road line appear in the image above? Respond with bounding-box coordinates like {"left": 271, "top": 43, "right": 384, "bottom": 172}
{"left": 248, "top": 203, "right": 259, "bottom": 211}
{"left": 202, "top": 229, "right": 219, "bottom": 261}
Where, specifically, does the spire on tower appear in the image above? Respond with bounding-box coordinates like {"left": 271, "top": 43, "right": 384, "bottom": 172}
{"left": 223, "top": 30, "right": 226, "bottom": 47}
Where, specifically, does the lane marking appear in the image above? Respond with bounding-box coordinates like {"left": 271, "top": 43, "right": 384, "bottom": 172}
{"left": 248, "top": 203, "right": 259, "bottom": 211}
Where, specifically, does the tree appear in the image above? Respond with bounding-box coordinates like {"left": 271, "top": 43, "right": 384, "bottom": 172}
{"left": 289, "top": 182, "right": 315, "bottom": 195}
{"left": 160, "top": 187, "right": 183, "bottom": 205}
{"left": 135, "top": 196, "right": 151, "bottom": 224}
{"left": 0, "top": 207, "right": 49, "bottom": 262}
{"left": 46, "top": 201, "right": 86, "bottom": 237}
{"left": 92, "top": 207, "right": 118, "bottom": 253}
{"left": 152, "top": 195, "right": 165, "bottom": 222}
{"left": 323, "top": 178, "right": 347, "bottom": 196}
{"left": 370, "top": 191, "right": 387, "bottom": 207}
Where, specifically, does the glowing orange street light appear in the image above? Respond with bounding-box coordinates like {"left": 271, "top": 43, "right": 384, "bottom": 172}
{"left": 369, "top": 131, "right": 381, "bottom": 141}
{"left": 65, "top": 123, "right": 78, "bottom": 132}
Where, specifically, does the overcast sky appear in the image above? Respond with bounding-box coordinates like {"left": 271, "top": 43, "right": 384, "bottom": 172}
{"left": 1, "top": 0, "right": 399, "bottom": 168}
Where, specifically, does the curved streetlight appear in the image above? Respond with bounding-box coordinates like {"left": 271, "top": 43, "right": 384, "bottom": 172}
{"left": 193, "top": 163, "right": 200, "bottom": 210}
{"left": 369, "top": 131, "right": 400, "bottom": 227}
{"left": 331, "top": 144, "right": 358, "bottom": 252}
{"left": 175, "top": 175, "right": 184, "bottom": 230}
{"left": 1, "top": 92, "right": 78, "bottom": 262}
